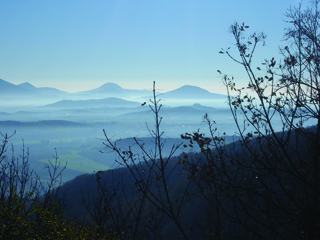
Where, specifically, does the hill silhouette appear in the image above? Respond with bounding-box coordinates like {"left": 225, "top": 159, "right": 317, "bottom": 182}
{"left": 42, "top": 97, "right": 141, "bottom": 109}
{"left": 162, "top": 85, "right": 226, "bottom": 99}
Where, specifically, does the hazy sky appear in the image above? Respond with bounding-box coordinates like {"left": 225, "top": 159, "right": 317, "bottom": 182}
{"left": 0, "top": 0, "right": 301, "bottom": 94}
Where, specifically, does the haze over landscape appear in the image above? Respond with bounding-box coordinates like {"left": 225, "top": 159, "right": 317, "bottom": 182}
{"left": 0, "top": 0, "right": 308, "bottom": 184}
{"left": 2, "top": 1, "right": 319, "bottom": 239}
{"left": 0, "top": 77, "right": 233, "bottom": 182}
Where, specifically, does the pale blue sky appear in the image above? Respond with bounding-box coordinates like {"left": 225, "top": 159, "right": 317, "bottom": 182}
{"left": 0, "top": 0, "right": 300, "bottom": 93}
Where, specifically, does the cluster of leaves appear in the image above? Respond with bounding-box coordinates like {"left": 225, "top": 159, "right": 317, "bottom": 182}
{"left": 0, "top": 194, "right": 102, "bottom": 240}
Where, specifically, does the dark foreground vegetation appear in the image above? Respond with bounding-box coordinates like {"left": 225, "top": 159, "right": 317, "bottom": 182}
{"left": 1, "top": 2, "right": 320, "bottom": 239}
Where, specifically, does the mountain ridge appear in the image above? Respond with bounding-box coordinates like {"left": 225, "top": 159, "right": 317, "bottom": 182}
{"left": 41, "top": 97, "right": 141, "bottom": 109}
{"left": 162, "top": 85, "right": 226, "bottom": 99}
{"left": 0, "top": 79, "right": 227, "bottom": 108}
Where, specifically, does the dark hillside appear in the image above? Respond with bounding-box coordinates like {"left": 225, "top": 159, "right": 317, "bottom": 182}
{"left": 59, "top": 125, "right": 317, "bottom": 239}
{"left": 60, "top": 156, "right": 204, "bottom": 239}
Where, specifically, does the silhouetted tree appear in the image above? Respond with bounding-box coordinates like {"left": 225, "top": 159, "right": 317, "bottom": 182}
{"left": 185, "top": 2, "right": 320, "bottom": 239}
{"left": 0, "top": 131, "right": 104, "bottom": 239}
{"left": 101, "top": 82, "right": 195, "bottom": 239}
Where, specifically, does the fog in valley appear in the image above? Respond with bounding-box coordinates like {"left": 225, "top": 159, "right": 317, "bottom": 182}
{"left": 0, "top": 79, "right": 291, "bottom": 182}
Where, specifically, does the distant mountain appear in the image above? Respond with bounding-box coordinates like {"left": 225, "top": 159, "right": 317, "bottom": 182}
{"left": 192, "top": 103, "right": 217, "bottom": 111}
{"left": 0, "top": 112, "right": 12, "bottom": 116}
{"left": 18, "top": 82, "right": 68, "bottom": 95}
{"left": 77, "top": 83, "right": 123, "bottom": 95}
{"left": 115, "top": 103, "right": 228, "bottom": 123}
{"left": 0, "top": 120, "right": 86, "bottom": 127}
{"left": 0, "top": 79, "right": 226, "bottom": 110}
{"left": 162, "top": 85, "right": 226, "bottom": 99}
{"left": 0, "top": 79, "right": 69, "bottom": 107}
{"left": 90, "top": 82, "right": 124, "bottom": 93}
{"left": 74, "top": 82, "right": 151, "bottom": 99}
{"left": 0, "top": 79, "right": 35, "bottom": 97}
{"left": 42, "top": 97, "right": 141, "bottom": 109}
{"left": 18, "top": 82, "right": 38, "bottom": 91}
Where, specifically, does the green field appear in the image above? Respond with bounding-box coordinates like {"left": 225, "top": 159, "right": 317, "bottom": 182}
{"left": 38, "top": 150, "right": 110, "bottom": 173}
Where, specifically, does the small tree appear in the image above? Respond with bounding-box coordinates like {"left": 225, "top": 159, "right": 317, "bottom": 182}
{"left": 0, "top": 131, "right": 102, "bottom": 239}
{"left": 101, "top": 81, "right": 194, "bottom": 239}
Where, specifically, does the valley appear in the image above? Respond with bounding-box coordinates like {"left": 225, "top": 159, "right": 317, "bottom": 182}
{"left": 0, "top": 79, "right": 235, "bottom": 183}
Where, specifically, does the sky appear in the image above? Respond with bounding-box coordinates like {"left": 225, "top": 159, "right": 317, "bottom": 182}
{"left": 0, "top": 0, "right": 301, "bottom": 94}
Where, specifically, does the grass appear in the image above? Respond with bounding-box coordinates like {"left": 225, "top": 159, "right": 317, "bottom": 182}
{"left": 38, "top": 150, "right": 110, "bottom": 173}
